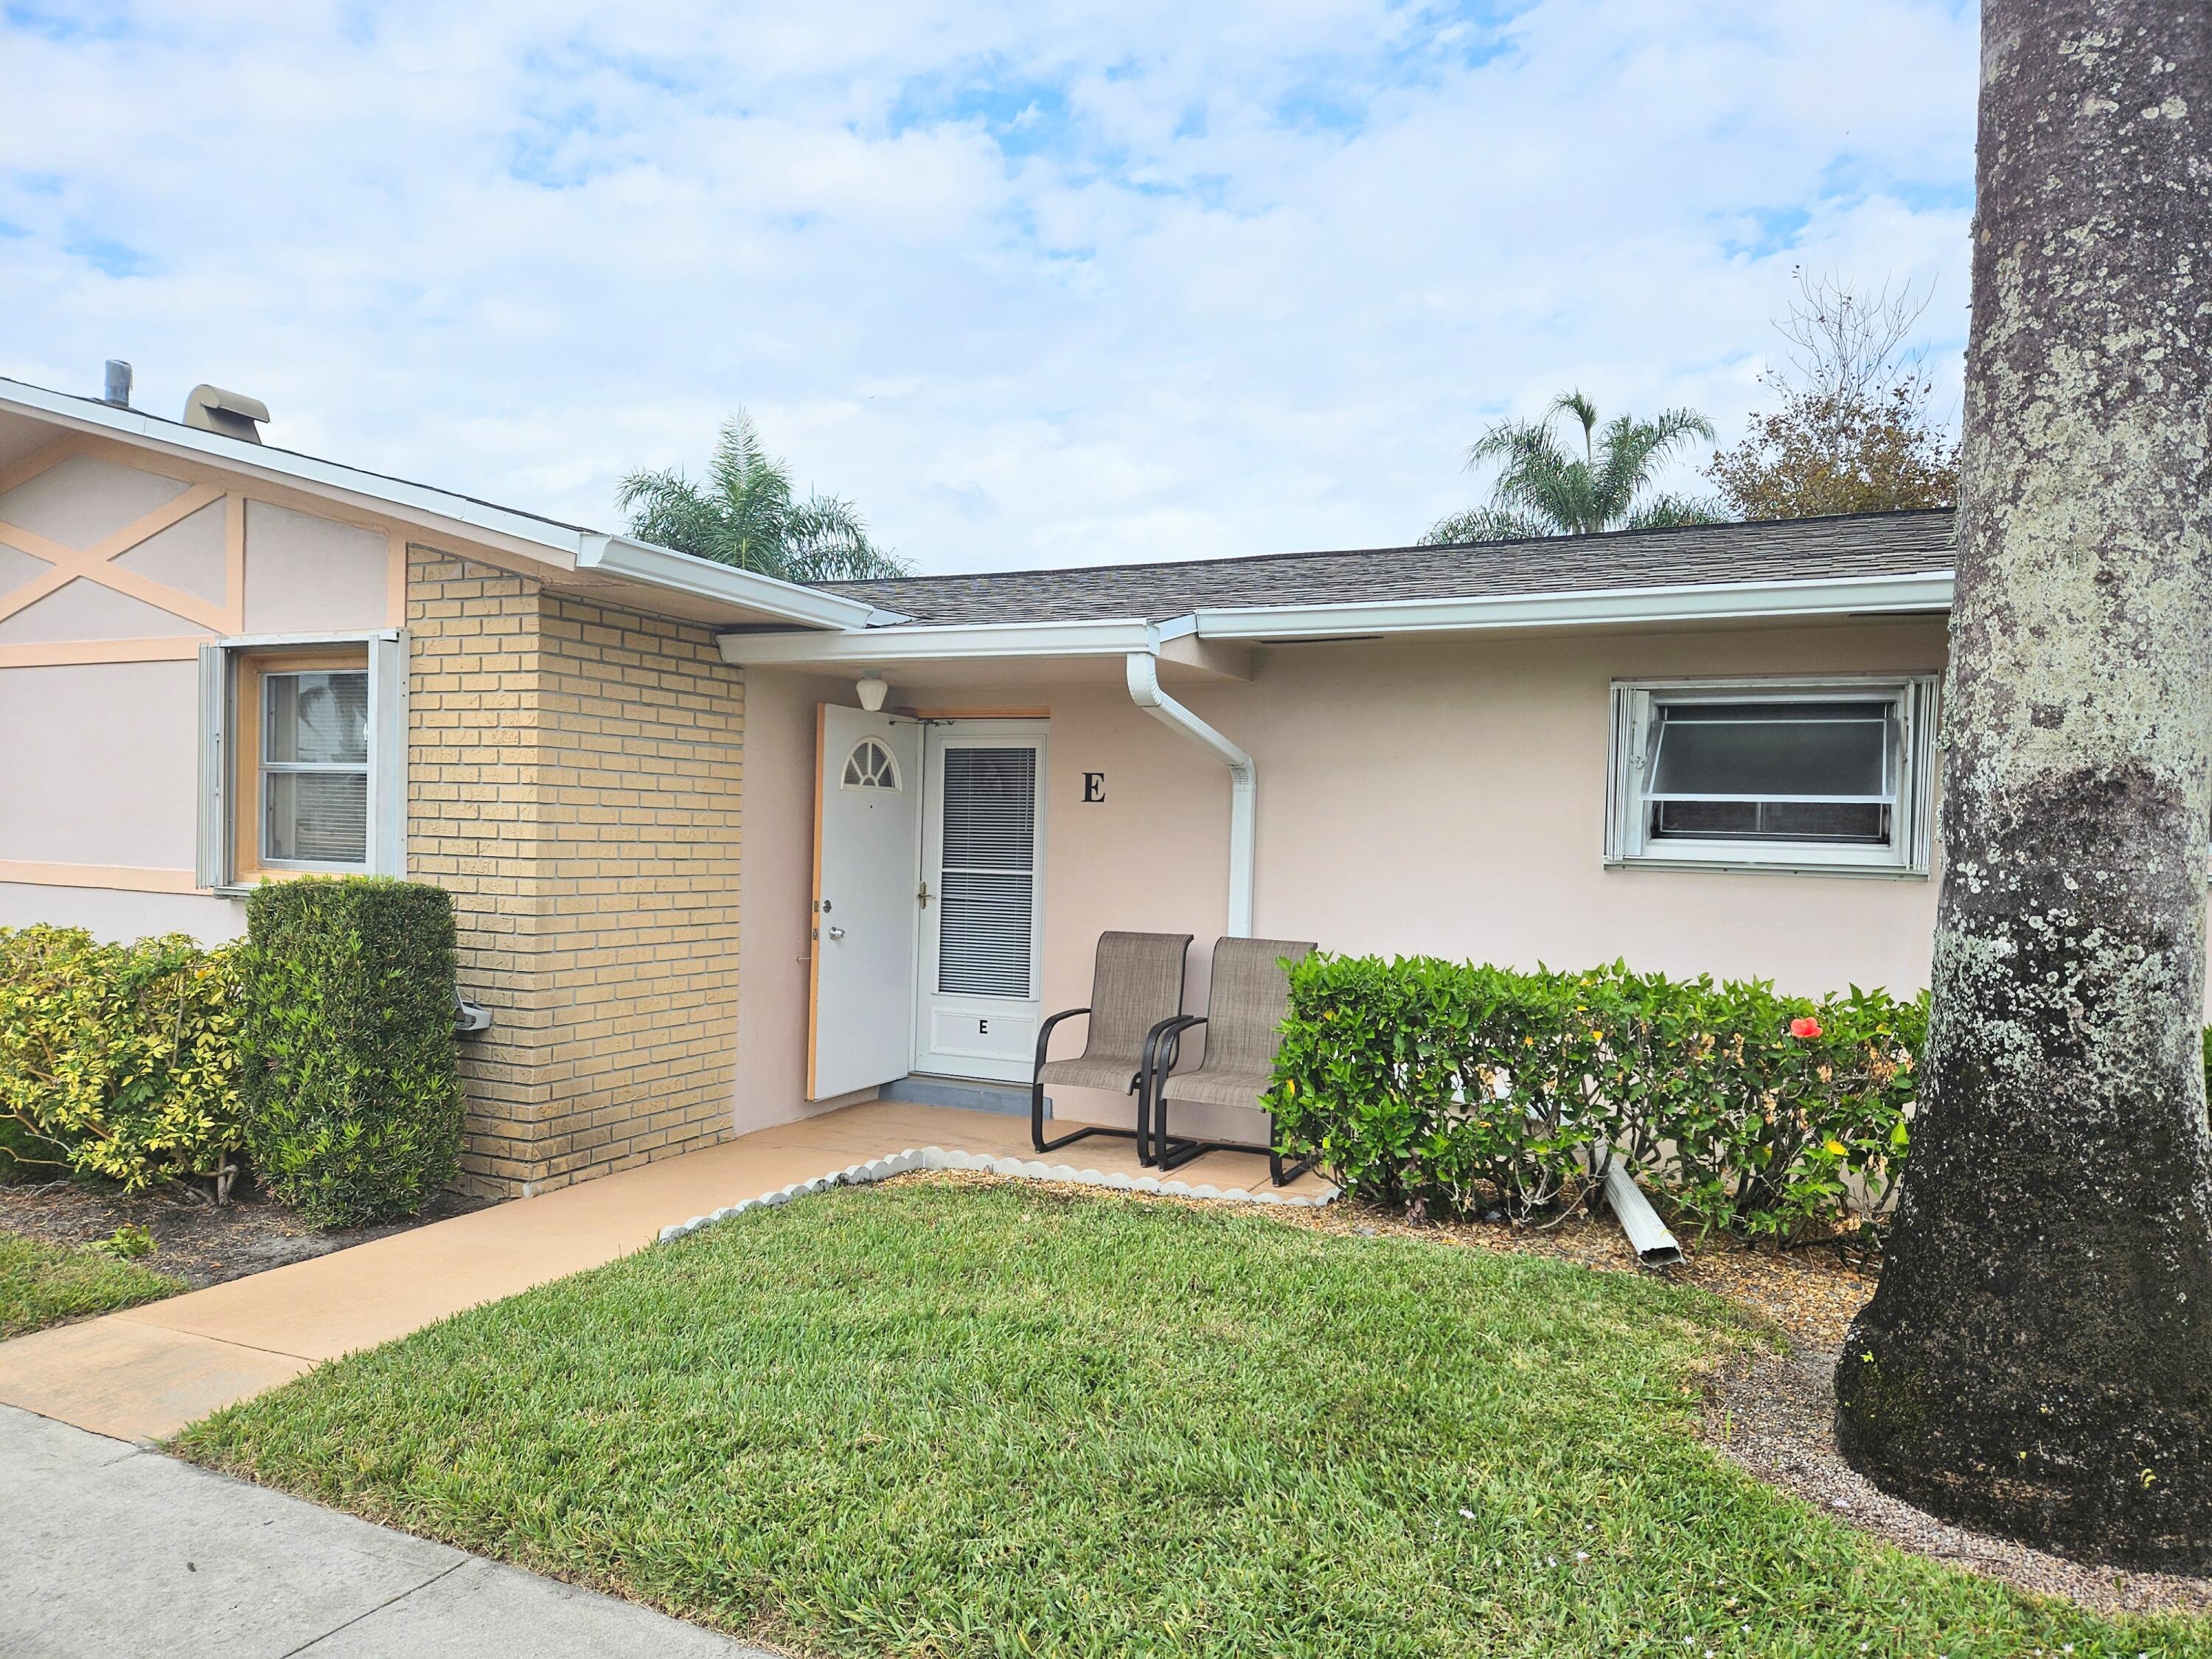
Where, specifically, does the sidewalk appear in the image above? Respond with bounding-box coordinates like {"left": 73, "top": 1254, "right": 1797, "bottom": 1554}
{"left": 0, "top": 1098, "right": 1327, "bottom": 1441}
{"left": 0, "top": 1404, "right": 771, "bottom": 1658}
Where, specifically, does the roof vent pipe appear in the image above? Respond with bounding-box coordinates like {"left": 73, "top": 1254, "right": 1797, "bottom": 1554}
{"left": 102, "top": 360, "right": 133, "bottom": 406}
{"left": 1125, "top": 651, "right": 1255, "bottom": 936}
{"left": 182, "top": 384, "right": 270, "bottom": 444}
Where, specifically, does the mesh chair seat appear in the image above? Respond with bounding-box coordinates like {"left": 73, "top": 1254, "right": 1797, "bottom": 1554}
{"left": 1158, "top": 1067, "right": 1273, "bottom": 1111}
{"left": 1031, "top": 931, "right": 1193, "bottom": 1159}
{"left": 1144, "top": 936, "right": 1317, "bottom": 1186}
{"left": 1040, "top": 1055, "right": 1147, "bottom": 1093}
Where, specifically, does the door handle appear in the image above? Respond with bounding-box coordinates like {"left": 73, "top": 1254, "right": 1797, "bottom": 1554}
{"left": 827, "top": 925, "right": 846, "bottom": 940}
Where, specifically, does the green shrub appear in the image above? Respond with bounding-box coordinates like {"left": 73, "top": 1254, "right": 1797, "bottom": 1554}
{"left": 1267, "top": 954, "right": 1925, "bottom": 1243}
{"left": 238, "top": 878, "right": 463, "bottom": 1228}
{"left": 91, "top": 1223, "right": 159, "bottom": 1261}
{"left": 0, "top": 925, "right": 244, "bottom": 1194}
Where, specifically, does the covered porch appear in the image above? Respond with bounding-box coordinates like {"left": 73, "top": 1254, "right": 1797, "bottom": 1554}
{"left": 723, "top": 591, "right": 1955, "bottom": 1161}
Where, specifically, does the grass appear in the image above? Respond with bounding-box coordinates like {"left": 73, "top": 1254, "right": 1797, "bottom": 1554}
{"left": 0, "top": 1230, "right": 187, "bottom": 1338}
{"left": 178, "top": 1182, "right": 2205, "bottom": 1658}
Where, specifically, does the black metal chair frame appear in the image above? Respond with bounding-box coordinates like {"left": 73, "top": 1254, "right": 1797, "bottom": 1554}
{"left": 1139, "top": 1014, "right": 1318, "bottom": 1188}
{"left": 1029, "top": 950, "right": 1194, "bottom": 1162}
{"left": 1031, "top": 1006, "right": 1118, "bottom": 1157}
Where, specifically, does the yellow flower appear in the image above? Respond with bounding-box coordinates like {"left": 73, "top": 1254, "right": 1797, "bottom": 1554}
{"left": 1823, "top": 1138, "right": 1846, "bottom": 1155}
{"left": 1590, "top": 1030, "right": 1604, "bottom": 1043}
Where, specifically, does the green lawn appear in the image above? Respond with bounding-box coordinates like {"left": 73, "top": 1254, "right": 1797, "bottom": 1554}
{"left": 0, "top": 1231, "right": 187, "bottom": 1338}
{"left": 178, "top": 1183, "right": 2203, "bottom": 1657}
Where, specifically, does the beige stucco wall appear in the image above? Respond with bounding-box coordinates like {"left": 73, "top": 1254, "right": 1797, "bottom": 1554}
{"left": 858, "top": 619, "right": 1952, "bottom": 1142}
{"left": 240, "top": 500, "right": 392, "bottom": 634}
{"left": 0, "top": 660, "right": 201, "bottom": 866}
{"left": 731, "top": 667, "right": 888, "bottom": 1135}
{"left": 0, "top": 434, "right": 399, "bottom": 939}
{"left": 735, "top": 619, "right": 1956, "bottom": 1148}
{"left": 0, "top": 882, "right": 247, "bottom": 942}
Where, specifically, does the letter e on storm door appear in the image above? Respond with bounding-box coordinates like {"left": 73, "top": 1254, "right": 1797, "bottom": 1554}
{"left": 913, "top": 723, "right": 1048, "bottom": 1083}
{"left": 809, "top": 706, "right": 922, "bottom": 1100}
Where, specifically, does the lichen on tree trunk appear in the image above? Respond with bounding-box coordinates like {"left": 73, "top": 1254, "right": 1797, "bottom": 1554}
{"left": 1834, "top": 1, "right": 2212, "bottom": 1566}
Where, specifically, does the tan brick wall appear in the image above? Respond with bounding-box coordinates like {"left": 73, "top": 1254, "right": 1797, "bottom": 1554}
{"left": 406, "top": 549, "right": 744, "bottom": 1196}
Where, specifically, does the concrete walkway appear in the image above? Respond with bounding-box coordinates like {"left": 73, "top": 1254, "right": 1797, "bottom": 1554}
{"left": 0, "top": 1098, "right": 1326, "bottom": 1441}
{"left": 0, "top": 1403, "right": 771, "bottom": 1658}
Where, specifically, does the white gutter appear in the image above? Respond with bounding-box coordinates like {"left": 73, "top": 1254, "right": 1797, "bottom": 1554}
{"left": 717, "top": 615, "right": 1183, "bottom": 667}
{"left": 1193, "top": 569, "right": 1955, "bottom": 641}
{"left": 1, "top": 378, "right": 869, "bottom": 632}
{"left": 576, "top": 535, "right": 879, "bottom": 631}
{"left": 1126, "top": 653, "right": 1254, "bottom": 936}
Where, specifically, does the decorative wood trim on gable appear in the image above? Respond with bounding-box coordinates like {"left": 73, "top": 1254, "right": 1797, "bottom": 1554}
{"left": 0, "top": 860, "right": 204, "bottom": 895}
{"left": 0, "top": 436, "right": 83, "bottom": 497}
{"left": 0, "top": 637, "right": 204, "bottom": 669}
{"left": 0, "top": 481, "right": 230, "bottom": 633}
{"left": 0, "top": 435, "right": 543, "bottom": 666}
{"left": 0, "top": 434, "right": 234, "bottom": 644}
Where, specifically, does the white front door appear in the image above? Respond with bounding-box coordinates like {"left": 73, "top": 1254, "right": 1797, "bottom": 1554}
{"left": 809, "top": 706, "right": 922, "bottom": 1100}
{"left": 913, "top": 722, "right": 1048, "bottom": 1082}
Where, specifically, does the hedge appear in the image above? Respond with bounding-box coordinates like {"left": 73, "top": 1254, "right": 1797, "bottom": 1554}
{"left": 1265, "top": 954, "right": 1926, "bottom": 1243}
{"left": 238, "top": 878, "right": 463, "bottom": 1228}
{"left": 0, "top": 926, "right": 244, "bottom": 1194}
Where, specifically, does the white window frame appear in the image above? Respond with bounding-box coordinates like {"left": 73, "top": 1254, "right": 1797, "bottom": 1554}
{"left": 196, "top": 630, "right": 408, "bottom": 893}
{"left": 1604, "top": 673, "right": 1939, "bottom": 878}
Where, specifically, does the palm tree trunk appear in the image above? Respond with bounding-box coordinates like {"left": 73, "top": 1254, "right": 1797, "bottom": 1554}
{"left": 1835, "top": 0, "right": 2212, "bottom": 1566}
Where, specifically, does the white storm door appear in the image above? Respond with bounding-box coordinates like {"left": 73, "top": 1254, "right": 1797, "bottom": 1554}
{"left": 810, "top": 706, "right": 922, "bottom": 1101}
{"left": 914, "top": 723, "right": 1048, "bottom": 1082}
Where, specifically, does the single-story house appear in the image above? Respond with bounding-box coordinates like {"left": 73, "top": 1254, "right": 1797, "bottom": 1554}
{"left": 0, "top": 369, "right": 1961, "bottom": 1198}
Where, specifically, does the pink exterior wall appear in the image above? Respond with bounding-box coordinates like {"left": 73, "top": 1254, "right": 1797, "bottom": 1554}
{"left": 904, "top": 619, "right": 1953, "bottom": 1140}
{"left": 731, "top": 667, "right": 887, "bottom": 1133}
{"left": 0, "top": 437, "right": 400, "bottom": 944}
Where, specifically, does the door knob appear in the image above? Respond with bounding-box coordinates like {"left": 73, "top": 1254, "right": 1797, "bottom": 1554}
{"left": 827, "top": 925, "right": 846, "bottom": 940}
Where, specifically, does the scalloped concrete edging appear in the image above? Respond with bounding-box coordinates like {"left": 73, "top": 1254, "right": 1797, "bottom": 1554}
{"left": 655, "top": 1147, "right": 1340, "bottom": 1245}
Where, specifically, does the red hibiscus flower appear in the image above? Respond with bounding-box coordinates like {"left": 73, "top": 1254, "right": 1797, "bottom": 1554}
{"left": 1789, "top": 1015, "right": 1823, "bottom": 1040}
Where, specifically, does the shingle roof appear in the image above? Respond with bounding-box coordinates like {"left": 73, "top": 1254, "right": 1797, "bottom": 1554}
{"left": 827, "top": 509, "right": 1956, "bottom": 627}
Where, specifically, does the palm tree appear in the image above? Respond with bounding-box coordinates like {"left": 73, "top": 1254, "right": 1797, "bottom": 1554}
{"left": 1423, "top": 392, "right": 1723, "bottom": 544}
{"left": 619, "top": 412, "right": 910, "bottom": 583}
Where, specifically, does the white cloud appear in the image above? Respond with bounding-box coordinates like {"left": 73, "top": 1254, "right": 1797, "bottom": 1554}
{"left": 0, "top": 0, "right": 1978, "bottom": 572}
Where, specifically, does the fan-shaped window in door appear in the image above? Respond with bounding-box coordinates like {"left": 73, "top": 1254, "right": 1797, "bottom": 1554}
{"left": 841, "top": 737, "right": 900, "bottom": 791}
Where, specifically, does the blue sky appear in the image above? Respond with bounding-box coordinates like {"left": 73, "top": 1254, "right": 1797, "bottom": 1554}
{"left": 0, "top": 0, "right": 1979, "bottom": 573}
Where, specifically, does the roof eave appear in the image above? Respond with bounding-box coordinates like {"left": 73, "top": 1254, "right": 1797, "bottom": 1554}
{"left": 1190, "top": 569, "right": 1957, "bottom": 641}
{"left": 577, "top": 535, "right": 879, "bottom": 631}
{"left": 717, "top": 615, "right": 1183, "bottom": 667}
{"left": 1, "top": 378, "right": 869, "bottom": 632}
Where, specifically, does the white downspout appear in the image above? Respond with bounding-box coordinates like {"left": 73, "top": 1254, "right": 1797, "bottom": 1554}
{"left": 1126, "top": 651, "right": 1254, "bottom": 936}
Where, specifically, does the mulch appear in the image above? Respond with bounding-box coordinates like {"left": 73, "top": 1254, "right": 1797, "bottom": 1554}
{"left": 0, "top": 1178, "right": 493, "bottom": 1290}
{"left": 1705, "top": 1344, "right": 2212, "bottom": 1620}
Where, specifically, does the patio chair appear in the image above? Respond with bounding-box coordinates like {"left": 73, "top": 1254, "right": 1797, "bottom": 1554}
{"left": 1031, "top": 931, "right": 1195, "bottom": 1161}
{"left": 1142, "top": 936, "right": 1318, "bottom": 1186}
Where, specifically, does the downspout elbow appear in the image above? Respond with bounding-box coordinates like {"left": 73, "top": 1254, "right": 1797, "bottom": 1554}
{"left": 1126, "top": 652, "right": 1255, "bottom": 936}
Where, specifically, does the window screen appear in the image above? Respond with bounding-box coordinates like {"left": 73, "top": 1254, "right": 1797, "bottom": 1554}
{"left": 935, "top": 746, "right": 1038, "bottom": 998}
{"left": 1645, "top": 700, "right": 1894, "bottom": 845}
{"left": 262, "top": 669, "right": 372, "bottom": 865}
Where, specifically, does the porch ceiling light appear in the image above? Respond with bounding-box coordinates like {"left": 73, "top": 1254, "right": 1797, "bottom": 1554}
{"left": 856, "top": 672, "right": 889, "bottom": 712}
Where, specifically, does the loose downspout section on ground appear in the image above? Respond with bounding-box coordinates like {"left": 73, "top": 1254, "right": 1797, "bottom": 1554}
{"left": 1125, "top": 651, "right": 1255, "bottom": 936}
{"left": 1599, "top": 1157, "right": 1683, "bottom": 1267}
